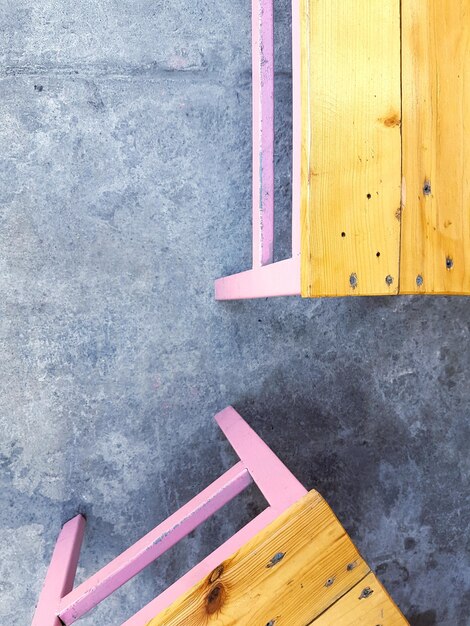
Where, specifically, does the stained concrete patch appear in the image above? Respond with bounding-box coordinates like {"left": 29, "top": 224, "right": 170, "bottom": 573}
{"left": 0, "top": 525, "right": 45, "bottom": 621}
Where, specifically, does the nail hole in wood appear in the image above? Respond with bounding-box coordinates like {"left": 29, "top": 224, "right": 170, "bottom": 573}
{"left": 267, "top": 552, "right": 285, "bottom": 568}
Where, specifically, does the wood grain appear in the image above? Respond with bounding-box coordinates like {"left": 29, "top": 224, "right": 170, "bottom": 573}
{"left": 145, "top": 491, "right": 405, "bottom": 625}
{"left": 300, "top": 0, "right": 402, "bottom": 297}
{"left": 312, "top": 572, "right": 408, "bottom": 625}
{"left": 400, "top": 1, "right": 470, "bottom": 294}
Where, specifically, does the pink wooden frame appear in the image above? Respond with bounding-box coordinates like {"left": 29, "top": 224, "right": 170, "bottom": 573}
{"left": 215, "top": 0, "right": 302, "bottom": 299}
{"left": 32, "top": 407, "right": 307, "bottom": 626}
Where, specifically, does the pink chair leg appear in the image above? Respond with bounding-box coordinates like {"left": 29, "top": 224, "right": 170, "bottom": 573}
{"left": 252, "top": 0, "right": 275, "bottom": 268}
{"left": 33, "top": 409, "right": 307, "bottom": 626}
{"left": 291, "top": 0, "right": 301, "bottom": 260}
{"left": 214, "top": 0, "right": 303, "bottom": 300}
{"left": 31, "top": 514, "right": 86, "bottom": 626}
{"left": 124, "top": 408, "right": 307, "bottom": 625}
{"left": 215, "top": 406, "right": 307, "bottom": 510}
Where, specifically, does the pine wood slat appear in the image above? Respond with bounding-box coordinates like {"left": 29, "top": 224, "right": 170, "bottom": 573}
{"left": 300, "top": 0, "right": 402, "bottom": 297}
{"left": 400, "top": 0, "right": 470, "bottom": 294}
{"left": 312, "top": 572, "right": 408, "bottom": 625}
{"left": 146, "top": 491, "right": 406, "bottom": 625}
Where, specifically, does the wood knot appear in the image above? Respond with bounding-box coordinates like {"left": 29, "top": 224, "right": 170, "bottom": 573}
{"left": 206, "top": 584, "right": 226, "bottom": 614}
{"left": 208, "top": 565, "right": 224, "bottom": 584}
{"left": 379, "top": 112, "right": 400, "bottom": 127}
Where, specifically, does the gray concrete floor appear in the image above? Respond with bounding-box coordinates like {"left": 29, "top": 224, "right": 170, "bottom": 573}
{"left": 1, "top": 1, "right": 469, "bottom": 625}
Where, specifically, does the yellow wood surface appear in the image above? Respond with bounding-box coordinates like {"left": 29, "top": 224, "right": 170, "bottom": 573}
{"left": 300, "top": 0, "right": 402, "bottom": 297}
{"left": 312, "top": 572, "right": 408, "bottom": 625}
{"left": 400, "top": 1, "right": 470, "bottom": 294}
{"left": 146, "top": 491, "right": 407, "bottom": 625}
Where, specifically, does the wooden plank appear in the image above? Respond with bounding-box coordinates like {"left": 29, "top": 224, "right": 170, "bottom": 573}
{"left": 300, "top": 0, "right": 402, "bottom": 297}
{"left": 146, "top": 490, "right": 371, "bottom": 625}
{"left": 312, "top": 572, "right": 408, "bottom": 625}
{"left": 400, "top": 1, "right": 470, "bottom": 294}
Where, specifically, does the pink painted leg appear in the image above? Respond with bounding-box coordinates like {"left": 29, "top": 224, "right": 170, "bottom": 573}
{"left": 214, "top": 0, "right": 302, "bottom": 300}
{"left": 33, "top": 407, "right": 307, "bottom": 626}
{"left": 31, "top": 514, "right": 86, "bottom": 626}
{"left": 215, "top": 406, "right": 307, "bottom": 510}
{"left": 122, "top": 406, "right": 307, "bottom": 626}
{"left": 252, "top": 0, "right": 275, "bottom": 268}
{"left": 291, "top": 0, "right": 302, "bottom": 260}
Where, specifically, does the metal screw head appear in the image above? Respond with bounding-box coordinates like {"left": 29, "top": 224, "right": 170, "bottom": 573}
{"left": 349, "top": 273, "right": 358, "bottom": 289}
{"left": 385, "top": 275, "right": 393, "bottom": 286}
{"left": 416, "top": 274, "right": 423, "bottom": 287}
{"left": 359, "top": 587, "right": 374, "bottom": 600}
{"left": 324, "top": 577, "right": 335, "bottom": 587}
{"left": 267, "top": 552, "right": 285, "bottom": 568}
{"left": 446, "top": 257, "right": 454, "bottom": 270}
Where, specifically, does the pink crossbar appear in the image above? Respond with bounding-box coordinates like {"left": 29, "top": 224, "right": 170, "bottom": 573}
{"left": 32, "top": 407, "right": 307, "bottom": 626}
{"left": 215, "top": 257, "right": 300, "bottom": 299}
{"left": 122, "top": 507, "right": 278, "bottom": 626}
{"left": 215, "top": 0, "right": 302, "bottom": 300}
{"left": 59, "top": 461, "right": 251, "bottom": 624}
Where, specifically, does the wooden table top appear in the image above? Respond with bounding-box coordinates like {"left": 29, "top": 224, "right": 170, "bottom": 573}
{"left": 146, "top": 490, "right": 408, "bottom": 625}
{"left": 300, "top": 1, "right": 470, "bottom": 297}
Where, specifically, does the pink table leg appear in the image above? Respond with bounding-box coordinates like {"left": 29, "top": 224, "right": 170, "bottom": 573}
{"left": 214, "top": 0, "right": 303, "bottom": 300}
{"left": 33, "top": 408, "right": 307, "bottom": 626}
{"left": 252, "top": 0, "right": 275, "bottom": 268}
{"left": 31, "top": 515, "right": 85, "bottom": 626}
{"left": 215, "top": 406, "right": 307, "bottom": 510}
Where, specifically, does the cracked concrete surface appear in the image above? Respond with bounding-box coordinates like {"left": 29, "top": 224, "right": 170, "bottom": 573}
{"left": 0, "top": 1, "right": 469, "bottom": 625}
